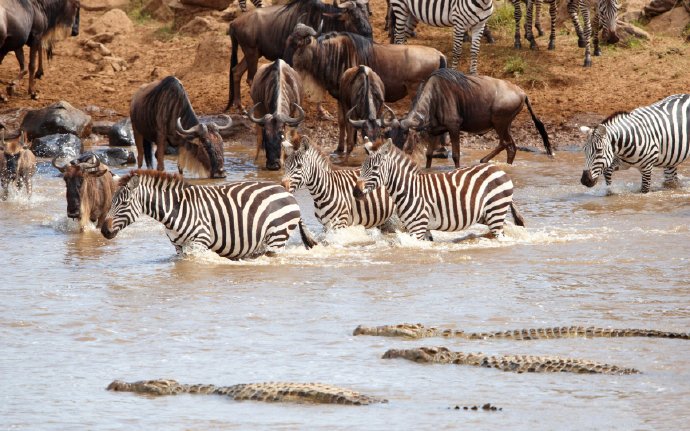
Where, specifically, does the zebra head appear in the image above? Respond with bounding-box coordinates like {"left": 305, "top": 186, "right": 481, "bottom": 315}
{"left": 581, "top": 125, "right": 615, "bottom": 187}
{"left": 281, "top": 133, "right": 310, "bottom": 193}
{"left": 101, "top": 174, "right": 144, "bottom": 240}
{"left": 355, "top": 138, "right": 393, "bottom": 199}
{"left": 598, "top": 0, "right": 620, "bottom": 45}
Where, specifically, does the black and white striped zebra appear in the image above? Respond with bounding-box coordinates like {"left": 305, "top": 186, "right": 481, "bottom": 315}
{"left": 581, "top": 94, "right": 690, "bottom": 193}
{"left": 101, "top": 170, "right": 317, "bottom": 258}
{"left": 239, "top": 0, "right": 262, "bottom": 12}
{"left": 354, "top": 139, "right": 524, "bottom": 240}
{"left": 513, "top": 0, "right": 557, "bottom": 50}
{"left": 388, "top": 0, "right": 494, "bottom": 74}
{"left": 281, "top": 134, "right": 395, "bottom": 231}
{"left": 568, "top": 0, "right": 620, "bottom": 66}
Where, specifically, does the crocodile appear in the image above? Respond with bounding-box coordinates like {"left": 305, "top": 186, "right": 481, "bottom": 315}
{"left": 354, "top": 323, "right": 690, "bottom": 340}
{"left": 382, "top": 347, "right": 639, "bottom": 374}
{"left": 107, "top": 379, "right": 387, "bottom": 405}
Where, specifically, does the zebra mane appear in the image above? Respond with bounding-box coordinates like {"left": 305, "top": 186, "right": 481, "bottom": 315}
{"left": 299, "top": 137, "right": 336, "bottom": 169}
{"left": 601, "top": 111, "right": 629, "bottom": 124}
{"left": 118, "top": 170, "right": 186, "bottom": 188}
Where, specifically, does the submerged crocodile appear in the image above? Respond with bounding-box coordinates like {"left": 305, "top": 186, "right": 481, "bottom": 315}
{"left": 107, "top": 379, "right": 387, "bottom": 405}
{"left": 354, "top": 323, "right": 690, "bottom": 340}
{"left": 382, "top": 347, "right": 640, "bottom": 374}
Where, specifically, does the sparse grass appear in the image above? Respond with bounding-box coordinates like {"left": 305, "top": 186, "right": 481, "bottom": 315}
{"left": 154, "top": 25, "right": 175, "bottom": 41}
{"left": 488, "top": 1, "right": 515, "bottom": 33}
{"left": 503, "top": 55, "right": 527, "bottom": 77}
{"left": 620, "top": 36, "right": 645, "bottom": 50}
{"left": 127, "top": 0, "right": 151, "bottom": 25}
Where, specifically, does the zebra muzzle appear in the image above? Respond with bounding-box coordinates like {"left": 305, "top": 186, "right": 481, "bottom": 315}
{"left": 101, "top": 219, "right": 117, "bottom": 240}
{"left": 580, "top": 170, "right": 598, "bottom": 188}
{"left": 353, "top": 181, "right": 366, "bottom": 200}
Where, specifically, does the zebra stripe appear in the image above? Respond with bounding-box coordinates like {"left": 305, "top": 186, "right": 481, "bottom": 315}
{"left": 102, "top": 170, "right": 314, "bottom": 258}
{"left": 281, "top": 137, "right": 395, "bottom": 230}
{"left": 582, "top": 94, "right": 690, "bottom": 193}
{"left": 568, "top": 0, "right": 619, "bottom": 66}
{"left": 513, "top": 0, "right": 557, "bottom": 50}
{"left": 389, "top": 0, "right": 494, "bottom": 74}
{"left": 357, "top": 139, "right": 523, "bottom": 240}
{"left": 238, "top": 0, "right": 262, "bottom": 12}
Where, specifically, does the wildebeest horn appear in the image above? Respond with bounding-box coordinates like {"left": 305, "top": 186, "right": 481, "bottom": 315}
{"left": 248, "top": 102, "right": 273, "bottom": 125}
{"left": 316, "top": 19, "right": 323, "bottom": 36}
{"left": 79, "top": 155, "right": 101, "bottom": 172}
{"left": 283, "top": 103, "right": 305, "bottom": 127}
{"left": 401, "top": 111, "right": 424, "bottom": 130}
{"left": 212, "top": 114, "right": 233, "bottom": 131}
{"left": 355, "top": 0, "right": 369, "bottom": 5}
{"left": 338, "top": 0, "right": 355, "bottom": 9}
{"left": 176, "top": 117, "right": 199, "bottom": 136}
{"left": 381, "top": 105, "right": 397, "bottom": 127}
{"left": 52, "top": 156, "right": 68, "bottom": 173}
{"left": 293, "top": 23, "right": 318, "bottom": 38}
{"left": 347, "top": 107, "right": 366, "bottom": 128}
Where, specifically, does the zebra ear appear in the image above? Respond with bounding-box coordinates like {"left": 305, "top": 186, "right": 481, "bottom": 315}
{"left": 579, "top": 126, "right": 591, "bottom": 134}
{"left": 364, "top": 139, "right": 374, "bottom": 154}
{"left": 127, "top": 175, "right": 140, "bottom": 190}
{"left": 282, "top": 139, "right": 294, "bottom": 155}
{"left": 594, "top": 125, "right": 607, "bottom": 136}
{"left": 379, "top": 138, "right": 394, "bottom": 155}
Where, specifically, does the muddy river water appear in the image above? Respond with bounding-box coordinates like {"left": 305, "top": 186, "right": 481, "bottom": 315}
{"left": 1, "top": 141, "right": 689, "bottom": 430}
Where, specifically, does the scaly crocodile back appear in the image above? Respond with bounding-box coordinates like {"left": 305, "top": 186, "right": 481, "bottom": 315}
{"left": 354, "top": 324, "right": 690, "bottom": 340}
{"left": 382, "top": 347, "right": 639, "bottom": 375}
{"left": 107, "top": 379, "right": 387, "bottom": 405}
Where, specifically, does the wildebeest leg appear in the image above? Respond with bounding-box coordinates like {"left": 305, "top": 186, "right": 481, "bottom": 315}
{"left": 28, "top": 44, "right": 39, "bottom": 99}
{"left": 230, "top": 57, "right": 248, "bottom": 110}
{"left": 15, "top": 49, "right": 26, "bottom": 80}
{"left": 425, "top": 137, "right": 435, "bottom": 169}
{"left": 336, "top": 103, "right": 346, "bottom": 153}
{"left": 254, "top": 125, "right": 263, "bottom": 161}
{"left": 245, "top": 50, "right": 259, "bottom": 89}
{"left": 449, "top": 131, "right": 461, "bottom": 168}
{"left": 35, "top": 46, "right": 44, "bottom": 79}
{"left": 156, "top": 132, "right": 166, "bottom": 171}
{"left": 317, "top": 103, "right": 335, "bottom": 122}
{"left": 480, "top": 137, "right": 508, "bottom": 163}
{"left": 134, "top": 129, "right": 145, "bottom": 168}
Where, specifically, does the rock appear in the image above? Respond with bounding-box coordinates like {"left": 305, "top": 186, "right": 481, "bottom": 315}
{"left": 180, "top": 0, "right": 232, "bottom": 10}
{"left": 91, "top": 32, "right": 116, "bottom": 44}
{"left": 21, "top": 101, "right": 92, "bottom": 140}
{"left": 94, "top": 147, "right": 136, "bottom": 165}
{"left": 150, "top": 66, "right": 173, "bottom": 80}
{"left": 80, "top": 0, "right": 129, "bottom": 11}
{"left": 97, "top": 56, "right": 128, "bottom": 73}
{"left": 177, "top": 33, "right": 230, "bottom": 77}
{"left": 31, "top": 134, "right": 83, "bottom": 159}
{"left": 179, "top": 16, "right": 214, "bottom": 34}
{"left": 92, "top": 120, "right": 114, "bottom": 135}
{"left": 617, "top": 20, "right": 652, "bottom": 40}
{"left": 86, "top": 9, "right": 134, "bottom": 35}
{"left": 218, "top": 4, "right": 240, "bottom": 21}
{"left": 108, "top": 118, "right": 135, "bottom": 147}
{"left": 645, "top": 7, "right": 690, "bottom": 36}
{"left": 142, "top": 0, "right": 175, "bottom": 21}
{"left": 170, "top": 1, "right": 214, "bottom": 30}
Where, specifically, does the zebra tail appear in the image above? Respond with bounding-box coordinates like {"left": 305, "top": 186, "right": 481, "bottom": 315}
{"left": 298, "top": 219, "right": 318, "bottom": 250}
{"left": 227, "top": 30, "right": 238, "bottom": 112}
{"left": 525, "top": 96, "right": 554, "bottom": 158}
{"left": 143, "top": 139, "right": 153, "bottom": 168}
{"left": 510, "top": 202, "right": 525, "bottom": 227}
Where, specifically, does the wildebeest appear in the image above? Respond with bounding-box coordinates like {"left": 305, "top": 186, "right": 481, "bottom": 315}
{"left": 52, "top": 153, "right": 117, "bottom": 229}
{"left": 0, "top": 130, "right": 36, "bottom": 200}
{"left": 248, "top": 59, "right": 305, "bottom": 171}
{"left": 285, "top": 25, "right": 446, "bottom": 107}
{"left": 337, "top": 65, "right": 385, "bottom": 158}
{"left": 383, "top": 69, "right": 553, "bottom": 168}
{"left": 0, "top": 0, "right": 80, "bottom": 99}
{"left": 130, "top": 76, "right": 233, "bottom": 179}
{"left": 227, "top": 0, "right": 372, "bottom": 111}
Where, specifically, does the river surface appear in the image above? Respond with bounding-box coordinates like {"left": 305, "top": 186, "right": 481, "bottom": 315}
{"left": 1, "top": 141, "right": 689, "bottom": 430}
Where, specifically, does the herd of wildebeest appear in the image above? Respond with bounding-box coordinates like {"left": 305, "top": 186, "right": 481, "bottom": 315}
{"left": 0, "top": 0, "right": 688, "bottom": 259}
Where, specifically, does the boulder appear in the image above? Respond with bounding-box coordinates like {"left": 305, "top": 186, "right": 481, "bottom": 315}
{"left": 645, "top": 7, "right": 690, "bottom": 36}
{"left": 142, "top": 0, "right": 175, "bottom": 21}
{"left": 94, "top": 147, "right": 136, "bottom": 165}
{"left": 108, "top": 118, "right": 135, "bottom": 146}
{"left": 177, "top": 33, "right": 230, "bottom": 77}
{"left": 180, "top": 0, "right": 232, "bottom": 10}
{"left": 91, "top": 32, "right": 116, "bottom": 44}
{"left": 81, "top": 0, "right": 129, "bottom": 11}
{"left": 86, "top": 9, "right": 134, "bottom": 35}
{"left": 179, "top": 16, "right": 214, "bottom": 34}
{"left": 92, "top": 120, "right": 115, "bottom": 135}
{"left": 31, "top": 134, "right": 83, "bottom": 159}
{"left": 21, "top": 101, "right": 92, "bottom": 140}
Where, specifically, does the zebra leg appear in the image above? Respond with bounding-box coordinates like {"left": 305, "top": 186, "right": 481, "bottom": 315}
{"left": 535, "top": 0, "right": 544, "bottom": 36}
{"left": 468, "top": 24, "right": 487, "bottom": 75}
{"left": 604, "top": 166, "right": 614, "bottom": 185}
{"left": 451, "top": 23, "right": 465, "bottom": 70}
{"left": 548, "top": 0, "right": 557, "bottom": 50}
{"left": 639, "top": 166, "right": 653, "bottom": 193}
{"left": 663, "top": 167, "right": 680, "bottom": 188}
{"left": 592, "top": 6, "right": 601, "bottom": 56}
{"left": 513, "top": 0, "right": 523, "bottom": 49}
{"left": 525, "top": 0, "right": 538, "bottom": 49}
{"left": 568, "top": 0, "right": 586, "bottom": 48}
{"left": 483, "top": 205, "right": 510, "bottom": 238}
{"left": 263, "top": 225, "right": 293, "bottom": 255}
{"left": 581, "top": 0, "right": 593, "bottom": 67}
{"left": 238, "top": 0, "right": 246, "bottom": 12}
{"left": 392, "top": 9, "right": 410, "bottom": 44}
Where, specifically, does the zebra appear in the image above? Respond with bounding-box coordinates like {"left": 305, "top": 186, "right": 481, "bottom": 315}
{"left": 354, "top": 139, "right": 524, "bottom": 241}
{"left": 581, "top": 94, "right": 690, "bottom": 193}
{"left": 239, "top": 0, "right": 262, "bottom": 12}
{"left": 100, "top": 170, "right": 317, "bottom": 259}
{"left": 567, "top": 0, "right": 620, "bottom": 66}
{"left": 388, "top": 0, "right": 494, "bottom": 74}
{"left": 513, "top": 0, "right": 557, "bottom": 50}
{"left": 281, "top": 134, "right": 396, "bottom": 231}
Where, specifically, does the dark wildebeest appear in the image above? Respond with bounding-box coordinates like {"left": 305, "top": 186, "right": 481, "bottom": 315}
{"left": 130, "top": 76, "right": 233, "bottom": 179}
{"left": 337, "top": 65, "right": 385, "bottom": 158}
{"left": 383, "top": 68, "right": 554, "bottom": 168}
{"left": 0, "top": 130, "right": 35, "bottom": 200}
{"left": 248, "top": 59, "right": 305, "bottom": 171}
{"left": 52, "top": 153, "right": 117, "bottom": 230}
{"left": 0, "top": 0, "right": 80, "bottom": 99}
{"left": 227, "top": 0, "right": 372, "bottom": 112}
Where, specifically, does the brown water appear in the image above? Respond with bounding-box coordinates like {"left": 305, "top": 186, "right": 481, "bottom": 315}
{"left": 2, "top": 142, "right": 689, "bottom": 430}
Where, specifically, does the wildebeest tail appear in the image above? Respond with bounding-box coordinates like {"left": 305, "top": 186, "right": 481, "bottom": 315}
{"left": 525, "top": 96, "right": 553, "bottom": 157}
{"left": 143, "top": 138, "right": 153, "bottom": 168}
{"left": 439, "top": 55, "right": 447, "bottom": 69}
{"left": 227, "top": 29, "right": 238, "bottom": 111}
{"left": 298, "top": 219, "right": 318, "bottom": 249}
{"left": 510, "top": 202, "right": 525, "bottom": 227}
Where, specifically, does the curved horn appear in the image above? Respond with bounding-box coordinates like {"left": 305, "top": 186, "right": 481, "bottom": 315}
{"left": 79, "top": 155, "right": 101, "bottom": 172}
{"left": 176, "top": 117, "right": 198, "bottom": 135}
{"left": 212, "top": 114, "right": 233, "bottom": 131}
{"left": 248, "top": 102, "right": 271, "bottom": 125}
{"left": 52, "top": 156, "right": 69, "bottom": 173}
{"left": 347, "top": 107, "right": 366, "bottom": 128}
{"left": 316, "top": 19, "right": 323, "bottom": 36}
{"left": 283, "top": 103, "right": 305, "bottom": 127}
{"left": 401, "top": 111, "right": 424, "bottom": 130}
{"left": 381, "top": 104, "right": 397, "bottom": 127}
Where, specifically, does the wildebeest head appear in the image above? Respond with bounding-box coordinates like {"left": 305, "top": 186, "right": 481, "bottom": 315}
{"left": 52, "top": 153, "right": 109, "bottom": 220}
{"left": 581, "top": 124, "right": 614, "bottom": 188}
{"left": 325, "top": 0, "right": 372, "bottom": 38}
{"left": 347, "top": 107, "right": 383, "bottom": 143}
{"left": 175, "top": 116, "right": 232, "bottom": 178}
{"left": 0, "top": 131, "right": 30, "bottom": 183}
{"left": 382, "top": 105, "right": 425, "bottom": 150}
{"left": 249, "top": 102, "right": 305, "bottom": 171}
{"left": 354, "top": 138, "right": 394, "bottom": 200}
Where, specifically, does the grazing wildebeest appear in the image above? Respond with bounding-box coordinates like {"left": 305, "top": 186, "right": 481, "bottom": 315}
{"left": 0, "top": 130, "right": 35, "bottom": 199}
{"left": 285, "top": 25, "right": 446, "bottom": 106}
{"left": 383, "top": 68, "right": 553, "bottom": 168}
{"left": 248, "top": 59, "right": 305, "bottom": 171}
{"left": 337, "top": 65, "right": 385, "bottom": 158}
{"left": 130, "top": 76, "right": 233, "bottom": 179}
{"left": 0, "top": 0, "right": 80, "bottom": 99}
{"left": 227, "top": 0, "right": 372, "bottom": 112}
{"left": 52, "top": 153, "right": 117, "bottom": 229}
